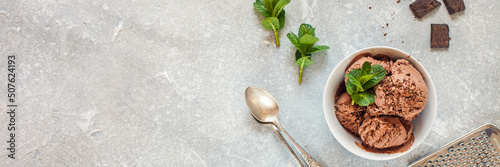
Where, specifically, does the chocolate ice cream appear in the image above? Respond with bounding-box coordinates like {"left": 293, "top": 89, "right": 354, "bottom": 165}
{"left": 367, "top": 59, "right": 428, "bottom": 121}
{"left": 334, "top": 92, "right": 365, "bottom": 135}
{"left": 358, "top": 116, "right": 412, "bottom": 149}
{"left": 357, "top": 116, "right": 415, "bottom": 153}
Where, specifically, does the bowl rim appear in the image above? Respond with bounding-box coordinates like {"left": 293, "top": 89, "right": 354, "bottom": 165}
{"left": 322, "top": 46, "right": 437, "bottom": 160}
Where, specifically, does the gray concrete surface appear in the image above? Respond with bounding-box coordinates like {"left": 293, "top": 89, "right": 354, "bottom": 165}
{"left": 0, "top": 0, "right": 499, "bottom": 166}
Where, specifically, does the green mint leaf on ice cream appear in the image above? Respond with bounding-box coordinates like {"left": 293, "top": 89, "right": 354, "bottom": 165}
{"left": 345, "top": 61, "right": 386, "bottom": 106}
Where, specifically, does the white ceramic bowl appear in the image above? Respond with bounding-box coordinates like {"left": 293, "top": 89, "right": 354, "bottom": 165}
{"left": 322, "top": 46, "right": 437, "bottom": 160}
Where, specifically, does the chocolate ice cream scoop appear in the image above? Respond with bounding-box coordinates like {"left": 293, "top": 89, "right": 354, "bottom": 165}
{"left": 358, "top": 116, "right": 408, "bottom": 149}
{"left": 345, "top": 56, "right": 392, "bottom": 76}
{"left": 367, "top": 59, "right": 428, "bottom": 121}
{"left": 334, "top": 93, "right": 365, "bottom": 135}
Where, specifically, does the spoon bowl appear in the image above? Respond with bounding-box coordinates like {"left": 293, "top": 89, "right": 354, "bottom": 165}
{"left": 245, "top": 86, "right": 279, "bottom": 123}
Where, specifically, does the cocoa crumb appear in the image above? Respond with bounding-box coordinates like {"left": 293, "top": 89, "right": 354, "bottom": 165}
{"left": 384, "top": 33, "right": 387, "bottom": 36}
{"left": 369, "top": 7, "right": 372, "bottom": 9}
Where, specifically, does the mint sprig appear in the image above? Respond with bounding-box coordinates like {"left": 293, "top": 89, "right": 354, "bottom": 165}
{"left": 287, "top": 24, "right": 330, "bottom": 84}
{"left": 345, "top": 61, "right": 386, "bottom": 106}
{"left": 253, "top": 0, "right": 290, "bottom": 46}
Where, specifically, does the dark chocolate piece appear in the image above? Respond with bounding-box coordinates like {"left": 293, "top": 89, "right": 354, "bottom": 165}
{"left": 409, "top": 0, "right": 441, "bottom": 18}
{"left": 431, "top": 24, "right": 450, "bottom": 48}
{"left": 443, "top": 0, "right": 466, "bottom": 14}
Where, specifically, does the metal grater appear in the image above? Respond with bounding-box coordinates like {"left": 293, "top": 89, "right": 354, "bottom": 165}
{"left": 408, "top": 123, "right": 500, "bottom": 167}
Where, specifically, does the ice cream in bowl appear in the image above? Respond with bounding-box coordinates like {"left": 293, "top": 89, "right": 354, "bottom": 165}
{"left": 323, "top": 46, "right": 437, "bottom": 160}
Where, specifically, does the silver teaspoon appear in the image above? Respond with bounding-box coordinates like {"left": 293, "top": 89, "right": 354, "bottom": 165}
{"left": 245, "top": 86, "right": 322, "bottom": 167}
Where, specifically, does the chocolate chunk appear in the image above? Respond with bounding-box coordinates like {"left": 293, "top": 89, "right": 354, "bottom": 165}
{"left": 409, "top": 0, "right": 441, "bottom": 18}
{"left": 443, "top": 0, "right": 466, "bottom": 14}
{"left": 431, "top": 24, "right": 450, "bottom": 48}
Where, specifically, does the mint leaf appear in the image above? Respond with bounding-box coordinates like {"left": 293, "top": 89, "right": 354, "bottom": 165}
{"left": 260, "top": 17, "right": 279, "bottom": 31}
{"left": 296, "top": 57, "right": 313, "bottom": 68}
{"left": 361, "top": 61, "right": 371, "bottom": 76}
{"left": 371, "top": 64, "right": 386, "bottom": 79}
{"left": 254, "top": 0, "right": 271, "bottom": 17}
{"left": 299, "top": 34, "right": 319, "bottom": 45}
{"left": 349, "top": 68, "right": 361, "bottom": 79}
{"left": 263, "top": 0, "right": 273, "bottom": 13}
{"left": 351, "top": 91, "right": 375, "bottom": 106}
{"left": 345, "top": 78, "right": 357, "bottom": 95}
{"left": 346, "top": 74, "right": 364, "bottom": 92}
{"left": 306, "top": 45, "right": 330, "bottom": 54}
{"left": 358, "top": 75, "right": 372, "bottom": 86}
{"left": 362, "top": 64, "right": 386, "bottom": 90}
{"left": 298, "top": 24, "right": 315, "bottom": 38}
{"left": 344, "top": 61, "right": 386, "bottom": 106}
{"left": 287, "top": 32, "right": 301, "bottom": 49}
{"left": 272, "top": 0, "right": 290, "bottom": 17}
{"left": 269, "top": 0, "right": 279, "bottom": 8}
{"left": 299, "top": 34, "right": 319, "bottom": 53}
{"left": 277, "top": 10, "right": 285, "bottom": 30}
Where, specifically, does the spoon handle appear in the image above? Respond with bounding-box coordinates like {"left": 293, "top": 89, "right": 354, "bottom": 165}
{"left": 275, "top": 123, "right": 322, "bottom": 167}
{"left": 272, "top": 125, "right": 304, "bottom": 167}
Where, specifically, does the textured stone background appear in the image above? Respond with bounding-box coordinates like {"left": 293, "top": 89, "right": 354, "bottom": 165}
{"left": 0, "top": 0, "right": 499, "bottom": 166}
